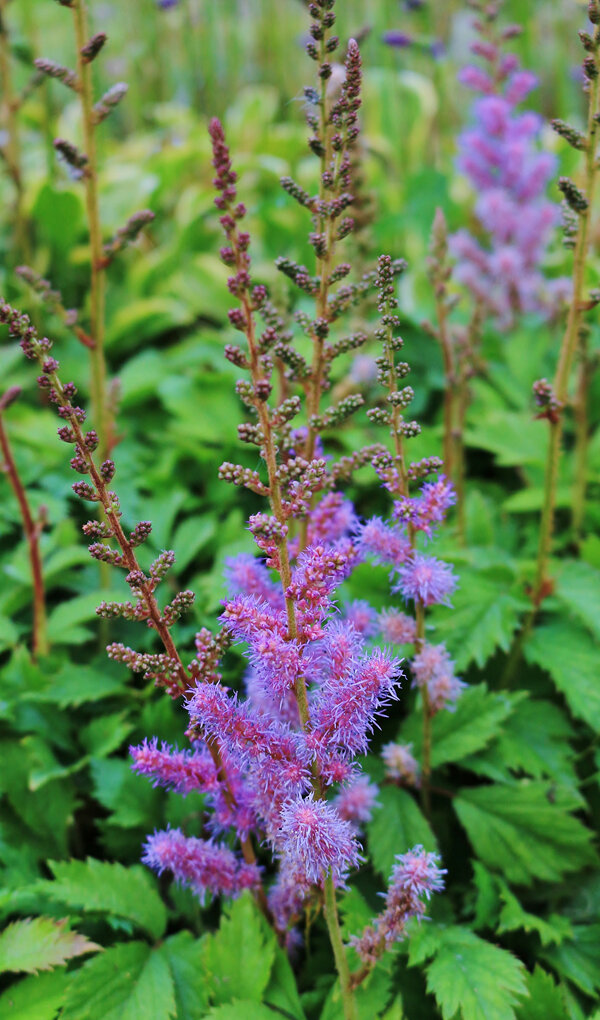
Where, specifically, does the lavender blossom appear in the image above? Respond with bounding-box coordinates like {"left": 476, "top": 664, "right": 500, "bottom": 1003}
{"left": 450, "top": 19, "right": 566, "bottom": 325}
{"left": 350, "top": 846, "right": 445, "bottom": 963}
{"left": 382, "top": 742, "right": 421, "bottom": 786}
{"left": 142, "top": 828, "right": 261, "bottom": 902}
{"left": 394, "top": 552, "right": 457, "bottom": 607}
{"left": 275, "top": 793, "right": 362, "bottom": 887}
{"left": 412, "top": 642, "right": 465, "bottom": 713}
{"left": 333, "top": 775, "right": 379, "bottom": 829}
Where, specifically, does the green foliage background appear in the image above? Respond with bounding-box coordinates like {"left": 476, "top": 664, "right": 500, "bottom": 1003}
{"left": 0, "top": 0, "right": 599, "bottom": 1018}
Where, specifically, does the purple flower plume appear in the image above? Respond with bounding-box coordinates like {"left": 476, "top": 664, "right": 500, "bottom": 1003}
{"left": 142, "top": 827, "right": 260, "bottom": 901}
{"left": 274, "top": 793, "right": 362, "bottom": 886}
{"left": 394, "top": 552, "right": 457, "bottom": 607}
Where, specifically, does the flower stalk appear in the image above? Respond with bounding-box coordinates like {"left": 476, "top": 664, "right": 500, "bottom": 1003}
{"left": 0, "top": 387, "right": 48, "bottom": 659}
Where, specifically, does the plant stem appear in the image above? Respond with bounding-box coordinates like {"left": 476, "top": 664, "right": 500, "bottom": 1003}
{"left": 572, "top": 328, "right": 591, "bottom": 541}
{"left": 534, "top": 65, "right": 599, "bottom": 602}
{"left": 72, "top": 0, "right": 111, "bottom": 462}
{"left": 323, "top": 871, "right": 357, "bottom": 1020}
{"left": 0, "top": 398, "right": 48, "bottom": 659}
{"left": 414, "top": 601, "right": 432, "bottom": 817}
{"left": 0, "top": 0, "right": 28, "bottom": 262}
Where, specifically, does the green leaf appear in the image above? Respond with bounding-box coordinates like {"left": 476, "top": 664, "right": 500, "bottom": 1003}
{"left": 0, "top": 970, "right": 70, "bottom": 1020}
{"left": 463, "top": 699, "right": 578, "bottom": 793}
{"left": 61, "top": 941, "right": 176, "bottom": 1020}
{"left": 158, "top": 933, "right": 209, "bottom": 1020}
{"left": 367, "top": 786, "right": 437, "bottom": 880}
{"left": 524, "top": 619, "right": 600, "bottom": 729}
{"left": 47, "top": 591, "right": 126, "bottom": 646}
{"left": 514, "top": 967, "right": 569, "bottom": 1020}
{"left": 554, "top": 560, "right": 600, "bottom": 641}
{"left": 320, "top": 963, "right": 392, "bottom": 1020}
{"left": 25, "top": 663, "right": 126, "bottom": 708}
{"left": 36, "top": 859, "right": 167, "bottom": 941}
{"left": 432, "top": 570, "right": 526, "bottom": 669}
{"left": 400, "top": 686, "right": 515, "bottom": 768}
{"left": 411, "top": 924, "right": 527, "bottom": 1020}
{"left": 0, "top": 918, "right": 99, "bottom": 975}
{"left": 204, "top": 1004, "right": 280, "bottom": 1019}
{"left": 263, "top": 943, "right": 306, "bottom": 1020}
{"left": 497, "top": 883, "right": 572, "bottom": 947}
{"left": 454, "top": 782, "right": 597, "bottom": 885}
{"left": 90, "top": 757, "right": 162, "bottom": 828}
{"left": 466, "top": 411, "right": 547, "bottom": 468}
{"left": 201, "top": 892, "right": 276, "bottom": 1006}
{"left": 172, "top": 515, "right": 217, "bottom": 572}
{"left": 542, "top": 925, "right": 600, "bottom": 998}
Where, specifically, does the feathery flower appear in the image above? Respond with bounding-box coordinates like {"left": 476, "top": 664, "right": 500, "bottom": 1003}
{"left": 275, "top": 793, "right": 362, "bottom": 886}
{"left": 377, "top": 607, "right": 416, "bottom": 645}
{"left": 130, "top": 738, "right": 219, "bottom": 795}
{"left": 333, "top": 775, "right": 379, "bottom": 828}
{"left": 382, "top": 742, "right": 421, "bottom": 786}
{"left": 350, "top": 846, "right": 445, "bottom": 963}
{"left": 142, "top": 827, "right": 260, "bottom": 901}
{"left": 412, "top": 641, "right": 465, "bottom": 713}
{"left": 394, "top": 553, "right": 457, "bottom": 607}
{"left": 356, "top": 517, "right": 411, "bottom": 568}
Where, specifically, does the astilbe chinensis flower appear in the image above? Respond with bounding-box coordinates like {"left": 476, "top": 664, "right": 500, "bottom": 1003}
{"left": 449, "top": 7, "right": 567, "bottom": 326}
{"left": 382, "top": 742, "right": 421, "bottom": 787}
{"left": 350, "top": 847, "right": 445, "bottom": 964}
{"left": 4, "top": 0, "right": 448, "bottom": 1001}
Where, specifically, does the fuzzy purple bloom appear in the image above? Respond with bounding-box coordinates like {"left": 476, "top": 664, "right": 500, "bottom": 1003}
{"left": 451, "top": 38, "right": 566, "bottom": 325}
{"left": 350, "top": 845, "right": 445, "bottom": 962}
{"left": 274, "top": 793, "right": 362, "bottom": 886}
{"left": 382, "top": 741, "right": 421, "bottom": 786}
{"left": 142, "top": 827, "right": 260, "bottom": 901}
{"left": 412, "top": 641, "right": 465, "bottom": 713}
{"left": 394, "top": 553, "right": 457, "bottom": 607}
{"left": 333, "top": 775, "right": 379, "bottom": 829}
{"left": 130, "top": 738, "right": 219, "bottom": 795}
{"left": 356, "top": 517, "right": 411, "bottom": 568}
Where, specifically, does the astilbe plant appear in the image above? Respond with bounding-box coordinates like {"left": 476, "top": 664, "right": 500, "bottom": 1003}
{"left": 0, "top": 5, "right": 448, "bottom": 1016}
{"left": 449, "top": 1, "right": 565, "bottom": 328}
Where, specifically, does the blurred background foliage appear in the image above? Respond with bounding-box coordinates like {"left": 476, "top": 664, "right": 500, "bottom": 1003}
{"left": 0, "top": 0, "right": 599, "bottom": 1018}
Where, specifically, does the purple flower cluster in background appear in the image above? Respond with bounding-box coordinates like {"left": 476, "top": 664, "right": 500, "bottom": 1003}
{"left": 450, "top": 25, "right": 568, "bottom": 325}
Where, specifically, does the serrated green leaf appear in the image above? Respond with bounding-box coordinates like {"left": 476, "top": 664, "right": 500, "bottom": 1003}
{"left": 0, "top": 918, "right": 99, "bottom": 975}
{"left": 24, "top": 663, "right": 126, "bottom": 708}
{"left": 400, "top": 686, "right": 514, "bottom": 768}
{"left": 463, "top": 699, "right": 578, "bottom": 792}
{"left": 47, "top": 591, "right": 126, "bottom": 646}
{"left": 514, "top": 967, "right": 569, "bottom": 1020}
{"left": 524, "top": 619, "right": 600, "bottom": 729}
{"left": 36, "top": 859, "right": 166, "bottom": 940}
{"left": 90, "top": 757, "right": 162, "bottom": 829}
{"left": 320, "top": 964, "right": 392, "bottom": 1020}
{"left": 542, "top": 925, "right": 600, "bottom": 998}
{"left": 454, "top": 782, "right": 597, "bottom": 885}
{"left": 413, "top": 925, "right": 526, "bottom": 1020}
{"left": 0, "top": 969, "right": 70, "bottom": 1020}
{"left": 61, "top": 941, "right": 176, "bottom": 1020}
{"left": 263, "top": 942, "right": 306, "bottom": 1020}
{"left": 367, "top": 786, "right": 437, "bottom": 880}
{"left": 201, "top": 892, "right": 276, "bottom": 1006}
{"left": 497, "top": 884, "right": 572, "bottom": 947}
{"left": 554, "top": 561, "right": 600, "bottom": 641}
{"left": 204, "top": 1003, "right": 279, "bottom": 1019}
{"left": 158, "top": 932, "right": 209, "bottom": 1020}
{"left": 432, "top": 571, "right": 525, "bottom": 669}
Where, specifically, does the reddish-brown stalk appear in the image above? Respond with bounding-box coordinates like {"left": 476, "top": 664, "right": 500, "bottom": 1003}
{"left": 0, "top": 388, "right": 48, "bottom": 659}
